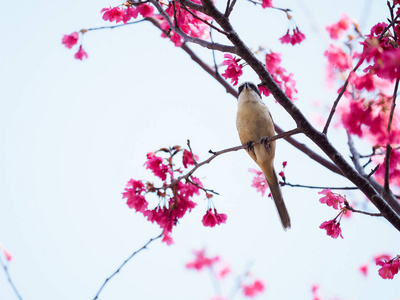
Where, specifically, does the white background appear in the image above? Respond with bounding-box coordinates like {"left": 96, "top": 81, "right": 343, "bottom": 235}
{"left": 1, "top": 0, "right": 399, "bottom": 299}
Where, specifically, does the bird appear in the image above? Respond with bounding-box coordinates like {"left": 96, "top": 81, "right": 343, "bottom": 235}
{"left": 236, "top": 81, "right": 291, "bottom": 230}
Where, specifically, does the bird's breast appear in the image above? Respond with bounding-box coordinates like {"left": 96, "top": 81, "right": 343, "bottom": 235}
{"left": 236, "top": 100, "right": 275, "bottom": 145}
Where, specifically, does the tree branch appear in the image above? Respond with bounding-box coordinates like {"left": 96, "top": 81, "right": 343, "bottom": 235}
{"left": 93, "top": 233, "right": 162, "bottom": 300}
{"left": 0, "top": 255, "right": 22, "bottom": 300}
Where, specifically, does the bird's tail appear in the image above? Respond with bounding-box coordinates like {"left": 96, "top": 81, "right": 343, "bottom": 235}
{"left": 262, "top": 165, "right": 291, "bottom": 230}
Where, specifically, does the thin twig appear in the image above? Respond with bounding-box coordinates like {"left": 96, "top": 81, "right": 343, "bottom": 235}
{"left": 384, "top": 78, "right": 400, "bottom": 193}
{"left": 186, "top": 139, "right": 198, "bottom": 165}
{"left": 181, "top": 129, "right": 300, "bottom": 180}
{"left": 93, "top": 233, "right": 163, "bottom": 300}
{"left": 209, "top": 22, "right": 220, "bottom": 75}
{"left": 345, "top": 202, "right": 382, "bottom": 217}
{"left": 0, "top": 255, "right": 22, "bottom": 300}
{"left": 85, "top": 19, "right": 146, "bottom": 32}
{"left": 283, "top": 182, "right": 358, "bottom": 190}
{"left": 187, "top": 178, "right": 220, "bottom": 195}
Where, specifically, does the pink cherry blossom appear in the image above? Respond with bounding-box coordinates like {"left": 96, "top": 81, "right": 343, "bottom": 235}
{"left": 162, "top": 231, "right": 174, "bottom": 245}
{"left": 137, "top": 3, "right": 154, "bottom": 18}
{"left": 319, "top": 219, "right": 343, "bottom": 239}
{"left": 324, "top": 44, "right": 351, "bottom": 71}
{"left": 318, "top": 189, "right": 345, "bottom": 210}
{"left": 262, "top": 51, "right": 298, "bottom": 100}
{"left": 202, "top": 208, "right": 227, "bottom": 227}
{"left": 144, "top": 152, "right": 170, "bottom": 181}
{"left": 249, "top": 168, "right": 268, "bottom": 196}
{"left": 279, "top": 27, "right": 306, "bottom": 45}
{"left": 123, "top": 7, "right": 139, "bottom": 23}
{"left": 326, "top": 14, "right": 351, "bottom": 40}
{"left": 349, "top": 72, "right": 375, "bottom": 91}
{"left": 221, "top": 54, "right": 243, "bottom": 86}
{"left": 359, "top": 264, "right": 368, "bottom": 276}
{"left": 186, "top": 249, "right": 219, "bottom": 270}
{"left": 376, "top": 258, "right": 400, "bottom": 279}
{"left": 122, "top": 179, "right": 148, "bottom": 212}
{"left": 101, "top": 7, "right": 125, "bottom": 23}
{"left": 74, "top": 46, "right": 88, "bottom": 61}
{"left": 182, "top": 149, "right": 198, "bottom": 168}
{"left": 242, "top": 280, "right": 265, "bottom": 297}
{"left": 62, "top": 32, "right": 79, "bottom": 49}
{"left": 261, "top": 0, "right": 273, "bottom": 8}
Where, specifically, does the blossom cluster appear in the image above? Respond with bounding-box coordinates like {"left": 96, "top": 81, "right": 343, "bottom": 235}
{"left": 122, "top": 147, "right": 227, "bottom": 245}
{"left": 375, "top": 254, "right": 400, "bottom": 279}
{"left": 279, "top": 27, "right": 306, "bottom": 46}
{"left": 186, "top": 249, "right": 265, "bottom": 299}
{"left": 324, "top": 8, "right": 400, "bottom": 191}
{"left": 101, "top": 3, "right": 154, "bottom": 24}
{"left": 157, "top": 0, "right": 213, "bottom": 47}
{"left": 221, "top": 54, "right": 243, "bottom": 86}
{"left": 317, "top": 189, "right": 350, "bottom": 239}
{"left": 358, "top": 254, "right": 400, "bottom": 280}
{"left": 61, "top": 32, "right": 88, "bottom": 61}
{"left": 260, "top": 51, "right": 298, "bottom": 100}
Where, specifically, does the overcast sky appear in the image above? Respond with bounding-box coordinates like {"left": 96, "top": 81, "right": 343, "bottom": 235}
{"left": 1, "top": 0, "right": 399, "bottom": 299}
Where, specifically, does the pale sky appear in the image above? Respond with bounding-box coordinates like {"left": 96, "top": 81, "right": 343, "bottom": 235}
{"left": 1, "top": 0, "right": 399, "bottom": 299}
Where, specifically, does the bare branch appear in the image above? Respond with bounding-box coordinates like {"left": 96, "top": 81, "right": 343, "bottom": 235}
{"left": 93, "top": 233, "right": 162, "bottom": 300}
{"left": 345, "top": 201, "right": 382, "bottom": 217}
{"left": 283, "top": 182, "right": 358, "bottom": 190}
{"left": 0, "top": 255, "right": 23, "bottom": 300}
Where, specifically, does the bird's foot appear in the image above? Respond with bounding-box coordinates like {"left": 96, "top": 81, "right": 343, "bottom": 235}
{"left": 246, "top": 141, "right": 254, "bottom": 152}
{"left": 261, "top": 136, "right": 271, "bottom": 152}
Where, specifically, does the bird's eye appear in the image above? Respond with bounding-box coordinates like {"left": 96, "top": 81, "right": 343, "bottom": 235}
{"left": 249, "top": 83, "right": 262, "bottom": 98}
{"left": 238, "top": 84, "right": 244, "bottom": 97}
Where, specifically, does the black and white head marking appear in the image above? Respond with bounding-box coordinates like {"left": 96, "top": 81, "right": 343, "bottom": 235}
{"left": 238, "top": 81, "right": 262, "bottom": 99}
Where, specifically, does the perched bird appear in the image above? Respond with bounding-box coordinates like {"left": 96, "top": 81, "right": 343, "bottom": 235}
{"left": 236, "top": 82, "right": 291, "bottom": 230}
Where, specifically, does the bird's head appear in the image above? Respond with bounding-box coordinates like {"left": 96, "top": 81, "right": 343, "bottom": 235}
{"left": 238, "top": 82, "right": 262, "bottom": 100}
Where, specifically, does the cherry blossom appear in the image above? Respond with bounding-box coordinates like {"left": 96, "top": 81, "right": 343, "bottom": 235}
{"left": 221, "top": 54, "right": 243, "bottom": 86}
{"left": 279, "top": 27, "right": 306, "bottom": 45}
{"left": 319, "top": 219, "right": 343, "bottom": 239}
{"left": 261, "top": 0, "right": 273, "bottom": 8}
{"left": 182, "top": 149, "right": 198, "bottom": 168}
{"left": 359, "top": 264, "right": 368, "bottom": 276}
{"left": 62, "top": 32, "right": 79, "bottom": 49}
{"left": 324, "top": 44, "right": 351, "bottom": 71}
{"left": 376, "top": 256, "right": 400, "bottom": 279}
{"left": 144, "top": 152, "right": 170, "bottom": 181}
{"left": 74, "top": 46, "right": 88, "bottom": 60}
{"left": 326, "top": 14, "right": 351, "bottom": 39}
{"left": 101, "top": 6, "right": 125, "bottom": 23}
{"left": 318, "top": 189, "right": 345, "bottom": 210}
{"left": 249, "top": 168, "right": 268, "bottom": 197}
{"left": 186, "top": 249, "right": 219, "bottom": 270}
{"left": 261, "top": 51, "right": 298, "bottom": 100}
{"left": 202, "top": 208, "right": 227, "bottom": 227}
{"left": 242, "top": 280, "right": 265, "bottom": 297}
{"left": 137, "top": 3, "right": 154, "bottom": 18}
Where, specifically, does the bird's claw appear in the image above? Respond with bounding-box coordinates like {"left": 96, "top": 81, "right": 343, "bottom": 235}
{"left": 261, "top": 136, "right": 271, "bottom": 152}
{"left": 246, "top": 141, "right": 254, "bottom": 152}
